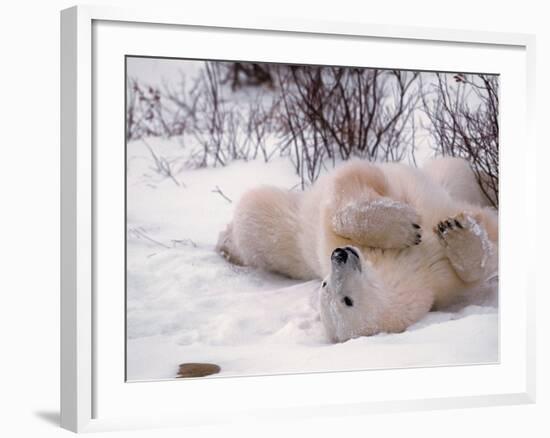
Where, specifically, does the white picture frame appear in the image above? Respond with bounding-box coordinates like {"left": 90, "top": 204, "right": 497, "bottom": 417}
{"left": 60, "top": 4, "right": 537, "bottom": 433}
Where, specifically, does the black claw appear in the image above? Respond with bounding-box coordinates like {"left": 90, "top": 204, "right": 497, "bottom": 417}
{"left": 454, "top": 219, "right": 463, "bottom": 229}
{"left": 416, "top": 233, "right": 421, "bottom": 239}
{"left": 445, "top": 220, "right": 453, "bottom": 229}
{"left": 412, "top": 223, "right": 421, "bottom": 229}
{"left": 438, "top": 223, "right": 446, "bottom": 233}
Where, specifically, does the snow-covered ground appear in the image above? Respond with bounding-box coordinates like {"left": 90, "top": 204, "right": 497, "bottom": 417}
{"left": 126, "top": 137, "right": 498, "bottom": 381}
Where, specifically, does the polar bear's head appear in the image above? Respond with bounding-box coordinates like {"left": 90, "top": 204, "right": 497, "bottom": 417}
{"left": 319, "top": 245, "right": 435, "bottom": 343}
{"left": 319, "top": 246, "right": 387, "bottom": 342}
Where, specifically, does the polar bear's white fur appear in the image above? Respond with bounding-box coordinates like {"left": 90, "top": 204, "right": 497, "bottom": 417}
{"left": 217, "top": 157, "right": 498, "bottom": 342}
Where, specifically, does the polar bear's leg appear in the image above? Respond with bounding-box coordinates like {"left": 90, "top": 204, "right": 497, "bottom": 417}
{"left": 328, "top": 161, "right": 422, "bottom": 249}
{"left": 229, "top": 186, "right": 315, "bottom": 280}
{"left": 423, "top": 157, "right": 493, "bottom": 207}
{"left": 332, "top": 200, "right": 423, "bottom": 249}
{"left": 215, "top": 222, "right": 245, "bottom": 266}
{"left": 435, "top": 210, "right": 498, "bottom": 283}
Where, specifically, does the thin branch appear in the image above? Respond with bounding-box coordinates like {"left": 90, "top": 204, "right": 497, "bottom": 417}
{"left": 211, "top": 185, "right": 232, "bottom": 203}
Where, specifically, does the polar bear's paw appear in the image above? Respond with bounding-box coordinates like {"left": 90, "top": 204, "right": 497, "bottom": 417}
{"left": 332, "top": 198, "right": 422, "bottom": 249}
{"left": 216, "top": 223, "right": 244, "bottom": 266}
{"left": 435, "top": 213, "right": 493, "bottom": 283}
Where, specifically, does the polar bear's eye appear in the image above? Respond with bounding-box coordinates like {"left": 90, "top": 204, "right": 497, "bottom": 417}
{"left": 321, "top": 281, "right": 327, "bottom": 288}
{"left": 343, "top": 296, "right": 354, "bottom": 307}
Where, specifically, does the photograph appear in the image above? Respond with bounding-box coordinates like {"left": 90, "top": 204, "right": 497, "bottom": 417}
{"left": 125, "top": 56, "right": 499, "bottom": 381}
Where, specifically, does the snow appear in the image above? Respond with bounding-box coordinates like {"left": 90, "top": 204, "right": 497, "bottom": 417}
{"left": 126, "top": 137, "right": 498, "bottom": 381}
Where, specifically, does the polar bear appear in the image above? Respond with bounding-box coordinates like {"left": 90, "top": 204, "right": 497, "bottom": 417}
{"left": 216, "top": 157, "right": 498, "bottom": 342}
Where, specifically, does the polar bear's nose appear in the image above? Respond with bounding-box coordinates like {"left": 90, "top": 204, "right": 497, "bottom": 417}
{"left": 331, "top": 248, "right": 348, "bottom": 264}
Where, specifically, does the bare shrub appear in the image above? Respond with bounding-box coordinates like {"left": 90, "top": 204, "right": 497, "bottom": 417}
{"left": 220, "top": 62, "right": 275, "bottom": 90}
{"left": 126, "top": 79, "right": 174, "bottom": 140}
{"left": 127, "top": 61, "right": 421, "bottom": 189}
{"left": 157, "top": 62, "right": 281, "bottom": 168}
{"left": 276, "top": 66, "right": 419, "bottom": 187}
{"left": 189, "top": 62, "right": 229, "bottom": 167}
{"left": 422, "top": 73, "right": 499, "bottom": 207}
